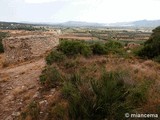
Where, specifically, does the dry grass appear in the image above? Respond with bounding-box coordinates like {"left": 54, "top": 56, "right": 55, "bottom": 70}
{"left": 21, "top": 53, "right": 160, "bottom": 119}
{"left": 12, "top": 86, "right": 27, "bottom": 96}
{"left": 0, "top": 54, "right": 5, "bottom": 68}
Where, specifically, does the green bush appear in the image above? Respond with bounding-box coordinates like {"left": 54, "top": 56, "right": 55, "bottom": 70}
{"left": 137, "top": 26, "right": 160, "bottom": 60}
{"left": 40, "top": 66, "right": 62, "bottom": 88}
{"left": 58, "top": 40, "right": 92, "bottom": 57}
{"left": 0, "top": 32, "right": 8, "bottom": 53}
{"left": 154, "top": 55, "right": 160, "bottom": 63}
{"left": 62, "top": 71, "right": 134, "bottom": 120}
{"left": 80, "top": 44, "right": 92, "bottom": 57}
{"left": 21, "top": 101, "right": 40, "bottom": 120}
{"left": 105, "top": 40, "right": 124, "bottom": 55}
{"left": 46, "top": 50, "right": 66, "bottom": 65}
{"left": 91, "top": 42, "right": 108, "bottom": 55}
{"left": 105, "top": 40, "right": 123, "bottom": 49}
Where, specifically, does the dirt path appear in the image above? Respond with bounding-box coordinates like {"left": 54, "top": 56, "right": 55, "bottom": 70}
{"left": 0, "top": 59, "right": 46, "bottom": 120}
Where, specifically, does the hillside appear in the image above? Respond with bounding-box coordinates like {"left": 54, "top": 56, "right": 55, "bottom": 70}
{"left": 108, "top": 20, "right": 160, "bottom": 27}
{"left": 0, "top": 28, "right": 160, "bottom": 119}
{"left": 1, "top": 20, "right": 160, "bottom": 28}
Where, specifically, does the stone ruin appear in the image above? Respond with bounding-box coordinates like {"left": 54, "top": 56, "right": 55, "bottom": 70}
{"left": 2, "top": 34, "right": 59, "bottom": 64}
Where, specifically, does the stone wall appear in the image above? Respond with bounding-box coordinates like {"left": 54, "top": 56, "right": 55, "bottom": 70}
{"left": 2, "top": 35, "right": 59, "bottom": 64}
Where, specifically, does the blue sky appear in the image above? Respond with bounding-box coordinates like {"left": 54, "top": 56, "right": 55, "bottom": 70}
{"left": 1, "top": 0, "right": 160, "bottom": 23}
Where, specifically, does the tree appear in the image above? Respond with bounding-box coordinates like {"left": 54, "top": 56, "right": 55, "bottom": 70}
{"left": 138, "top": 26, "right": 160, "bottom": 59}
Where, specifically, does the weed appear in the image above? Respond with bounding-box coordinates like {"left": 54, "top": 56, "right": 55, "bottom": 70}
{"left": 40, "top": 66, "right": 62, "bottom": 88}
{"left": 91, "top": 42, "right": 108, "bottom": 55}
{"left": 58, "top": 40, "right": 92, "bottom": 57}
{"left": 46, "top": 50, "right": 66, "bottom": 65}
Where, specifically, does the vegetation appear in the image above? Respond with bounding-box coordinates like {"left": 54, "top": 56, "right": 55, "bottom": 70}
{"left": 21, "top": 27, "right": 160, "bottom": 119}
{"left": 40, "top": 66, "right": 62, "bottom": 89}
{"left": 21, "top": 101, "right": 40, "bottom": 120}
{"left": 58, "top": 40, "right": 124, "bottom": 57}
{"left": 35, "top": 39, "right": 158, "bottom": 119}
{"left": 46, "top": 50, "right": 66, "bottom": 65}
{"left": 38, "top": 63, "right": 152, "bottom": 120}
{"left": 0, "top": 22, "right": 46, "bottom": 31}
{"left": 0, "top": 32, "right": 8, "bottom": 53}
{"left": 62, "top": 71, "right": 132, "bottom": 120}
{"left": 137, "top": 26, "right": 160, "bottom": 61}
{"left": 58, "top": 40, "right": 92, "bottom": 57}
{"left": 91, "top": 42, "right": 108, "bottom": 55}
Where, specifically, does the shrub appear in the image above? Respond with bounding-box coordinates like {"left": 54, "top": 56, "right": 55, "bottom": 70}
{"left": 154, "top": 55, "right": 160, "bottom": 63}
{"left": 137, "top": 26, "right": 160, "bottom": 60}
{"left": 105, "top": 40, "right": 123, "bottom": 50}
{"left": 62, "top": 71, "right": 134, "bottom": 120}
{"left": 80, "top": 44, "right": 92, "bottom": 57}
{"left": 129, "top": 80, "right": 151, "bottom": 106}
{"left": 21, "top": 101, "right": 40, "bottom": 120}
{"left": 48, "top": 103, "right": 66, "bottom": 120}
{"left": 40, "top": 66, "right": 62, "bottom": 88}
{"left": 91, "top": 42, "right": 108, "bottom": 55}
{"left": 58, "top": 40, "right": 92, "bottom": 57}
{"left": 46, "top": 50, "right": 66, "bottom": 65}
{"left": 0, "top": 32, "right": 8, "bottom": 53}
{"left": 105, "top": 40, "right": 124, "bottom": 55}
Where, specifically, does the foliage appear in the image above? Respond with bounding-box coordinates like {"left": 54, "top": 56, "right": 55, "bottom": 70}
{"left": 61, "top": 71, "right": 137, "bottom": 120}
{"left": 105, "top": 40, "right": 123, "bottom": 50}
{"left": 40, "top": 66, "right": 62, "bottom": 88}
{"left": 0, "top": 32, "right": 8, "bottom": 53}
{"left": 154, "top": 55, "right": 160, "bottom": 63}
{"left": 137, "top": 26, "right": 160, "bottom": 60}
{"left": 129, "top": 81, "right": 150, "bottom": 106}
{"left": 21, "top": 101, "right": 40, "bottom": 120}
{"left": 46, "top": 50, "right": 66, "bottom": 65}
{"left": 91, "top": 42, "right": 108, "bottom": 55}
{"left": 58, "top": 40, "right": 92, "bottom": 57}
{"left": 105, "top": 40, "right": 124, "bottom": 55}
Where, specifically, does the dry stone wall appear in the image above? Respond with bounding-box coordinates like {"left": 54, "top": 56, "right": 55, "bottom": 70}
{"left": 2, "top": 35, "right": 59, "bottom": 64}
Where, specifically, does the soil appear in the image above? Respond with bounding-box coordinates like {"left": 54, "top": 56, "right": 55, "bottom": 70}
{"left": 0, "top": 57, "right": 45, "bottom": 120}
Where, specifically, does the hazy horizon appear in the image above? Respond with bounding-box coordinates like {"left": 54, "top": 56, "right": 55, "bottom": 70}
{"left": 1, "top": 0, "right": 160, "bottom": 23}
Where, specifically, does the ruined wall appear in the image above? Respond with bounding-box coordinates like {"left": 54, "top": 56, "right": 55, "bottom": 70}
{"left": 2, "top": 35, "right": 59, "bottom": 64}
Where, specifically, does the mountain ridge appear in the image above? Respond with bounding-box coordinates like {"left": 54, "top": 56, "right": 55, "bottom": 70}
{"left": 0, "top": 19, "right": 160, "bottom": 27}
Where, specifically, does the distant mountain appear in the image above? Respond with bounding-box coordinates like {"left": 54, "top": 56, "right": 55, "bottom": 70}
{"left": 57, "top": 21, "right": 104, "bottom": 27}
{"left": 108, "top": 20, "right": 160, "bottom": 27}
{"left": 1, "top": 20, "right": 160, "bottom": 28}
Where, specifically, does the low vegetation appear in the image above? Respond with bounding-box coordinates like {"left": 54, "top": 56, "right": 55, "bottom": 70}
{"left": 21, "top": 27, "right": 160, "bottom": 119}
{"left": 58, "top": 40, "right": 92, "bottom": 57}
{"left": 53, "top": 39, "right": 124, "bottom": 57}
{"left": 46, "top": 50, "right": 66, "bottom": 65}
{"left": 0, "top": 32, "right": 8, "bottom": 53}
{"left": 137, "top": 26, "right": 160, "bottom": 62}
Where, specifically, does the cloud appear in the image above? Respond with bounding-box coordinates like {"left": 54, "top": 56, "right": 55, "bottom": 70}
{"left": 25, "top": 0, "right": 68, "bottom": 4}
{"left": 25, "top": 0, "right": 100, "bottom": 4}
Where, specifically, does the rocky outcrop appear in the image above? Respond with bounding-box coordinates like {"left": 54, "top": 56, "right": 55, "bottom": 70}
{"left": 2, "top": 35, "right": 59, "bottom": 64}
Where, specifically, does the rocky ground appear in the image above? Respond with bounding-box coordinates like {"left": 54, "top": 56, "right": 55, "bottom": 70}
{"left": 0, "top": 56, "right": 45, "bottom": 120}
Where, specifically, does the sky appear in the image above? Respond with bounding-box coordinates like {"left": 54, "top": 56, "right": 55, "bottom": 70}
{"left": 0, "top": 0, "right": 160, "bottom": 23}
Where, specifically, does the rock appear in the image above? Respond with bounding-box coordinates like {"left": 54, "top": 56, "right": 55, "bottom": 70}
{"left": 15, "top": 75, "right": 19, "bottom": 78}
{"left": 50, "top": 88, "right": 56, "bottom": 94}
{"left": 33, "top": 92, "right": 41, "bottom": 99}
{"left": 127, "top": 50, "right": 131, "bottom": 53}
{"left": 5, "top": 95, "right": 15, "bottom": 102}
{"left": 5, "top": 116, "right": 13, "bottom": 120}
{"left": 39, "top": 100, "right": 48, "bottom": 105}
{"left": 28, "top": 85, "right": 35, "bottom": 90}
{"left": 40, "top": 111, "right": 43, "bottom": 114}
{"left": 12, "top": 86, "right": 27, "bottom": 95}
{"left": 11, "top": 112, "right": 20, "bottom": 117}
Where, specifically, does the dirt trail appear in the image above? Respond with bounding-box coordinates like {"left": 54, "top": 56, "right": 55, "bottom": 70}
{"left": 0, "top": 59, "right": 45, "bottom": 120}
